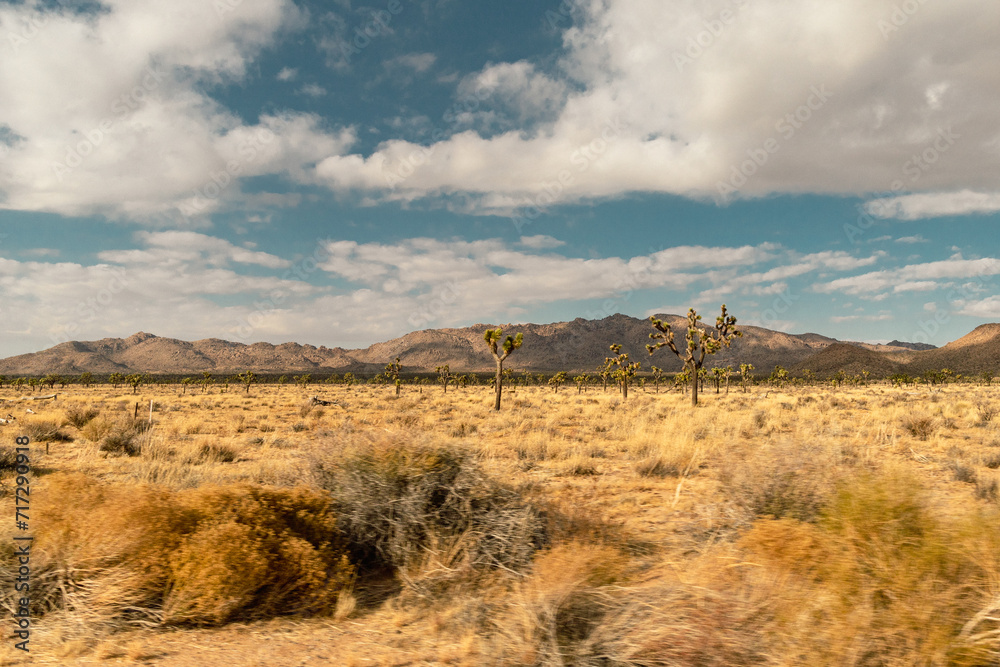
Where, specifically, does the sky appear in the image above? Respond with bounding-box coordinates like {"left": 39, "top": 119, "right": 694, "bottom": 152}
{"left": 0, "top": 0, "right": 999, "bottom": 358}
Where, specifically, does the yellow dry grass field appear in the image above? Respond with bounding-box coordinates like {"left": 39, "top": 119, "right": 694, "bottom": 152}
{"left": 2, "top": 381, "right": 1000, "bottom": 666}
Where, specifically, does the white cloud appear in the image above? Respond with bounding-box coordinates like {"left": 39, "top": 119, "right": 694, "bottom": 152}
{"left": 895, "top": 235, "right": 928, "bottom": 244}
{"left": 865, "top": 191, "right": 1000, "bottom": 220}
{"left": 388, "top": 52, "right": 437, "bottom": 73}
{"left": 958, "top": 296, "right": 1000, "bottom": 318}
{"left": 310, "top": 0, "right": 1000, "bottom": 214}
{"left": 518, "top": 235, "right": 566, "bottom": 249}
{"left": 0, "top": 0, "right": 354, "bottom": 220}
{"left": 299, "top": 83, "right": 327, "bottom": 97}
{"left": 815, "top": 257, "right": 1000, "bottom": 295}
{"left": 276, "top": 66, "right": 297, "bottom": 81}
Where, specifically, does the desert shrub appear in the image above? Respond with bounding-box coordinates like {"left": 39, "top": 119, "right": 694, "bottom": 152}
{"left": 318, "top": 441, "right": 547, "bottom": 579}
{"left": 98, "top": 418, "right": 152, "bottom": 456}
{"left": 15, "top": 474, "right": 354, "bottom": 632}
{"left": 976, "top": 477, "right": 999, "bottom": 503}
{"left": 902, "top": 415, "right": 936, "bottom": 440}
{"left": 984, "top": 453, "right": 1000, "bottom": 470}
{"left": 558, "top": 455, "right": 599, "bottom": 476}
{"left": 0, "top": 447, "right": 18, "bottom": 472}
{"left": 197, "top": 443, "right": 237, "bottom": 464}
{"left": 975, "top": 400, "right": 998, "bottom": 424}
{"left": 739, "top": 471, "right": 1000, "bottom": 665}
{"left": 65, "top": 405, "right": 100, "bottom": 429}
{"left": 950, "top": 461, "right": 978, "bottom": 484}
{"left": 21, "top": 419, "right": 72, "bottom": 443}
{"left": 634, "top": 455, "right": 681, "bottom": 478}
{"left": 487, "top": 542, "right": 774, "bottom": 666}
{"left": 718, "top": 441, "right": 835, "bottom": 523}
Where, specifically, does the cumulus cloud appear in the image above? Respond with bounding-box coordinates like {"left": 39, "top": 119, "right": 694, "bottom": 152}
{"left": 0, "top": 229, "right": 898, "bottom": 356}
{"left": 864, "top": 190, "right": 1000, "bottom": 220}
{"left": 815, "top": 257, "right": 1000, "bottom": 295}
{"left": 310, "top": 0, "right": 1000, "bottom": 215}
{"left": 0, "top": 0, "right": 354, "bottom": 220}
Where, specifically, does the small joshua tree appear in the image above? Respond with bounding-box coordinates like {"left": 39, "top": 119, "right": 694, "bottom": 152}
{"left": 125, "top": 373, "right": 145, "bottom": 395}
{"left": 548, "top": 371, "right": 568, "bottom": 393}
{"left": 484, "top": 328, "right": 523, "bottom": 411}
{"left": 710, "top": 366, "right": 728, "bottom": 394}
{"left": 201, "top": 371, "right": 213, "bottom": 394}
{"left": 647, "top": 306, "right": 741, "bottom": 407}
{"left": 109, "top": 372, "right": 124, "bottom": 390}
{"left": 739, "top": 363, "right": 754, "bottom": 393}
{"left": 573, "top": 374, "right": 589, "bottom": 394}
{"left": 384, "top": 357, "right": 402, "bottom": 396}
{"left": 769, "top": 366, "right": 788, "bottom": 388}
{"left": 78, "top": 371, "right": 93, "bottom": 388}
{"left": 650, "top": 366, "right": 664, "bottom": 393}
{"left": 597, "top": 360, "right": 613, "bottom": 393}
{"left": 607, "top": 344, "right": 640, "bottom": 400}
{"left": 181, "top": 377, "right": 193, "bottom": 394}
{"left": 436, "top": 364, "right": 453, "bottom": 393}
{"left": 238, "top": 370, "right": 257, "bottom": 394}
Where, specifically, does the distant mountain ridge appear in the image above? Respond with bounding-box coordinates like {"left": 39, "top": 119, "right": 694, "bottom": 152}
{"left": 8, "top": 315, "right": 1000, "bottom": 379}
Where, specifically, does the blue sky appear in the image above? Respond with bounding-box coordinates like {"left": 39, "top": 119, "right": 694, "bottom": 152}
{"left": 1, "top": 0, "right": 999, "bottom": 357}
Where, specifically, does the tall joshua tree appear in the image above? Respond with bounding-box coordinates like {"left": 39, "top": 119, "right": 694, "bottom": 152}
{"left": 607, "top": 344, "right": 640, "bottom": 400}
{"left": 484, "top": 328, "right": 523, "bottom": 411}
{"left": 646, "top": 305, "right": 741, "bottom": 407}
{"left": 385, "top": 357, "right": 402, "bottom": 396}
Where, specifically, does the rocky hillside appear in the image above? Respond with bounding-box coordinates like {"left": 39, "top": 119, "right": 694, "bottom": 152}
{"left": 0, "top": 315, "right": 962, "bottom": 377}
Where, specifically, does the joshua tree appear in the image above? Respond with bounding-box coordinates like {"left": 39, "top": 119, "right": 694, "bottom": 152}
{"left": 125, "top": 373, "right": 145, "bottom": 395}
{"left": 436, "top": 364, "right": 453, "bottom": 393}
{"left": 769, "top": 366, "right": 788, "bottom": 388}
{"left": 674, "top": 370, "right": 690, "bottom": 394}
{"left": 27, "top": 378, "right": 39, "bottom": 393}
{"left": 982, "top": 370, "right": 994, "bottom": 386}
{"left": 650, "top": 366, "right": 664, "bottom": 393}
{"left": 384, "top": 357, "right": 402, "bottom": 396}
{"left": 597, "top": 360, "right": 614, "bottom": 392}
{"left": 739, "top": 364, "right": 754, "bottom": 393}
{"left": 342, "top": 372, "right": 355, "bottom": 387}
{"left": 42, "top": 374, "right": 60, "bottom": 390}
{"left": 78, "top": 372, "right": 93, "bottom": 388}
{"left": 484, "top": 328, "right": 523, "bottom": 411}
{"left": 548, "top": 371, "right": 568, "bottom": 393}
{"left": 109, "top": 372, "right": 124, "bottom": 390}
{"left": 238, "top": 370, "right": 257, "bottom": 394}
{"left": 647, "top": 306, "right": 741, "bottom": 407}
{"left": 573, "top": 374, "right": 589, "bottom": 394}
{"left": 201, "top": 371, "right": 213, "bottom": 394}
{"left": 607, "top": 343, "right": 640, "bottom": 400}
{"left": 710, "top": 366, "right": 728, "bottom": 394}
{"left": 295, "top": 373, "right": 313, "bottom": 389}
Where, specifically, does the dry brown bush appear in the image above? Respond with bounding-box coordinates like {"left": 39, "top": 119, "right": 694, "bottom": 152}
{"left": 11, "top": 473, "right": 354, "bottom": 634}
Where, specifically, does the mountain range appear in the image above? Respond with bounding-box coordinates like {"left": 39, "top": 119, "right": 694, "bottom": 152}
{"left": 1, "top": 314, "right": 998, "bottom": 378}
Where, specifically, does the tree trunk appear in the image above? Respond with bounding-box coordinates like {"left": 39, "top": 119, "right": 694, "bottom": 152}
{"left": 494, "top": 361, "right": 503, "bottom": 411}
{"left": 395, "top": 382, "right": 400, "bottom": 397}
{"left": 622, "top": 380, "right": 628, "bottom": 400}
{"left": 690, "top": 368, "right": 699, "bottom": 407}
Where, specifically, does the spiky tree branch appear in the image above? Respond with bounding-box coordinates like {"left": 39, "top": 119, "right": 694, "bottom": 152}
{"left": 646, "top": 305, "right": 741, "bottom": 407}
{"left": 484, "top": 328, "right": 523, "bottom": 411}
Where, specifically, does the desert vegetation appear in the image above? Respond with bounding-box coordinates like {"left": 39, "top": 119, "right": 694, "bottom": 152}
{"left": 1, "top": 364, "right": 1000, "bottom": 665}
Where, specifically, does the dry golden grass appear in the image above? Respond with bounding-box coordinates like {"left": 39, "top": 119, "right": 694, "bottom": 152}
{"left": 1, "top": 381, "right": 1000, "bottom": 664}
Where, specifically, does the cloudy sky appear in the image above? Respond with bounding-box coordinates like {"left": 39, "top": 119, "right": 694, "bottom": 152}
{"left": 0, "top": 0, "right": 998, "bottom": 357}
